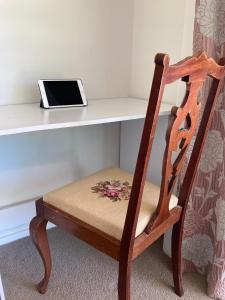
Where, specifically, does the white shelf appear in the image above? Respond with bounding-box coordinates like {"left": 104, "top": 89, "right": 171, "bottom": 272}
{"left": 0, "top": 98, "right": 172, "bottom": 136}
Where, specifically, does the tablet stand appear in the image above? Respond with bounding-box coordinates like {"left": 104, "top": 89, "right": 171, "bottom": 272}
{"left": 40, "top": 99, "right": 46, "bottom": 109}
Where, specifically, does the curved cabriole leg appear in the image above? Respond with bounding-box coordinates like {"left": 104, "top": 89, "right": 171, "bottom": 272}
{"left": 172, "top": 220, "right": 184, "bottom": 297}
{"left": 118, "top": 260, "right": 131, "bottom": 300}
{"left": 30, "top": 216, "right": 52, "bottom": 294}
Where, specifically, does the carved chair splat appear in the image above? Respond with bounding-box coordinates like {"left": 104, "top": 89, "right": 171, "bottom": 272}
{"left": 30, "top": 52, "right": 225, "bottom": 300}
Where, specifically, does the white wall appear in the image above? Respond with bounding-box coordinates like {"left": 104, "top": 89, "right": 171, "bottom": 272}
{"left": 0, "top": 125, "right": 120, "bottom": 209}
{"left": 121, "top": 0, "right": 196, "bottom": 180}
{"left": 0, "top": 0, "right": 133, "bottom": 244}
{"left": 129, "top": 0, "right": 195, "bottom": 104}
{"left": 0, "top": 0, "right": 133, "bottom": 105}
{"left": 120, "top": 117, "right": 168, "bottom": 185}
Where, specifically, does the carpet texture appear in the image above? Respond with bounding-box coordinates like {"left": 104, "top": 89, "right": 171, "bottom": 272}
{"left": 0, "top": 228, "right": 210, "bottom": 300}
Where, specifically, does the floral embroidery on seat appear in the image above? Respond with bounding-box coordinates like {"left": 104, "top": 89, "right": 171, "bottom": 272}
{"left": 91, "top": 180, "right": 132, "bottom": 202}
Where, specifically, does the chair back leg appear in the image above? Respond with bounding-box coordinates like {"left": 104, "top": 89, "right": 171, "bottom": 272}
{"left": 172, "top": 219, "right": 184, "bottom": 297}
{"left": 29, "top": 216, "right": 52, "bottom": 294}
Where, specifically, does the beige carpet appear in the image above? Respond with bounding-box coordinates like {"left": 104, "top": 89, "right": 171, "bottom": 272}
{"left": 0, "top": 228, "right": 210, "bottom": 300}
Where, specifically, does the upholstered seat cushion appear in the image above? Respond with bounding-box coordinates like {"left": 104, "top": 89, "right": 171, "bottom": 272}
{"left": 44, "top": 167, "right": 178, "bottom": 240}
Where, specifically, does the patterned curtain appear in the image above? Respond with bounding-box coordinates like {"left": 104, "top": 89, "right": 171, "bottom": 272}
{"left": 182, "top": 1, "right": 225, "bottom": 299}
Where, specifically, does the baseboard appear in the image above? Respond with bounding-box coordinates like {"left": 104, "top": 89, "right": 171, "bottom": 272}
{"left": 0, "top": 199, "right": 54, "bottom": 246}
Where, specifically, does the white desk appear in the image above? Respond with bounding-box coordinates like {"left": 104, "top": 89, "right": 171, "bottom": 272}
{"left": 0, "top": 98, "right": 172, "bottom": 136}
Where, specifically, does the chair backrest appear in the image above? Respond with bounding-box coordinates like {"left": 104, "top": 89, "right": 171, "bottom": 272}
{"left": 121, "top": 52, "right": 225, "bottom": 248}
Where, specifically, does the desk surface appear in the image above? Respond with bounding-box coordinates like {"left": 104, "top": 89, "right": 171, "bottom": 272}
{"left": 0, "top": 98, "right": 172, "bottom": 136}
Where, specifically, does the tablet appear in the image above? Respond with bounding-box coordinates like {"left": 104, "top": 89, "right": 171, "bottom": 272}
{"left": 38, "top": 79, "right": 87, "bottom": 108}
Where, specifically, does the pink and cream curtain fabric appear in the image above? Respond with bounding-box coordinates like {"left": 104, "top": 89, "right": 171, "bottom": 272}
{"left": 182, "top": 1, "right": 225, "bottom": 299}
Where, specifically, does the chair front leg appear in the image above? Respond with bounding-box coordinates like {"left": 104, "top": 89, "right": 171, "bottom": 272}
{"left": 118, "top": 259, "right": 132, "bottom": 300}
{"left": 29, "top": 216, "right": 52, "bottom": 294}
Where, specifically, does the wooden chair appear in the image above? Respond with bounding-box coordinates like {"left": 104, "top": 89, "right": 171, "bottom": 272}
{"left": 30, "top": 52, "right": 225, "bottom": 300}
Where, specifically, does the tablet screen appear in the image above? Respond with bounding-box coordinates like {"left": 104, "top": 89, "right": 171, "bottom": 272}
{"left": 43, "top": 81, "right": 84, "bottom": 106}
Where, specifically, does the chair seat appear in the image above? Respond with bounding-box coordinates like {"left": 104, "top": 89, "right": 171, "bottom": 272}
{"left": 44, "top": 167, "right": 178, "bottom": 240}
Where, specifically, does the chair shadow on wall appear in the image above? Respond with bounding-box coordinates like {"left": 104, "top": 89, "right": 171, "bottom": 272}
{"left": 30, "top": 52, "right": 225, "bottom": 300}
